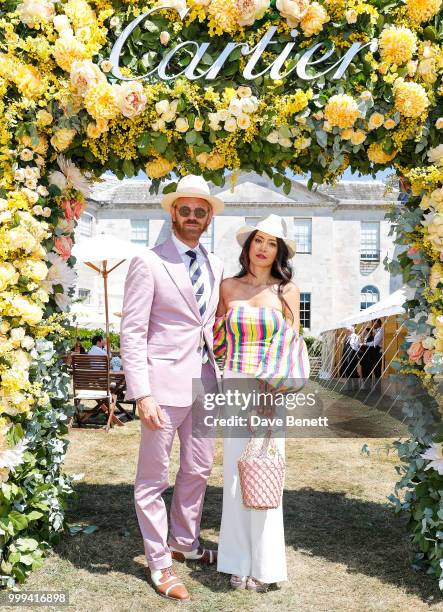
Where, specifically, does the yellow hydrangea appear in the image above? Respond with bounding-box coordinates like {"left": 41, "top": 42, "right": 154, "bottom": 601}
{"left": 324, "top": 94, "right": 360, "bottom": 128}
{"left": 0, "top": 263, "right": 19, "bottom": 291}
{"left": 84, "top": 82, "right": 119, "bottom": 121}
{"left": 145, "top": 157, "right": 174, "bottom": 179}
{"left": 367, "top": 142, "right": 397, "bottom": 164}
{"left": 393, "top": 78, "right": 429, "bottom": 118}
{"left": 9, "top": 295, "right": 43, "bottom": 326}
{"left": 379, "top": 26, "right": 417, "bottom": 66}
{"left": 405, "top": 0, "right": 442, "bottom": 23}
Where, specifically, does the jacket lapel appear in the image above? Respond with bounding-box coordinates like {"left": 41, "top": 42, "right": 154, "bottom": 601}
{"left": 201, "top": 247, "right": 222, "bottom": 323}
{"left": 159, "top": 238, "right": 201, "bottom": 320}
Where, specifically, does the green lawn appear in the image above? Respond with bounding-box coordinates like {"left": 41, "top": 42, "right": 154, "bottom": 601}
{"left": 12, "top": 386, "right": 443, "bottom": 612}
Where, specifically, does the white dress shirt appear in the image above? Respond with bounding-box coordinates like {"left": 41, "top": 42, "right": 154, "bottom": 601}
{"left": 88, "top": 345, "right": 107, "bottom": 356}
{"left": 171, "top": 232, "right": 213, "bottom": 312}
{"left": 366, "top": 327, "right": 383, "bottom": 348}
{"left": 349, "top": 333, "right": 360, "bottom": 352}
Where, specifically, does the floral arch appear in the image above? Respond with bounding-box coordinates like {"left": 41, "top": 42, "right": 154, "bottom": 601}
{"left": 0, "top": 0, "right": 442, "bottom": 589}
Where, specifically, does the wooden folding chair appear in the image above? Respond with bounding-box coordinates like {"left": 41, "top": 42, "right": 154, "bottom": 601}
{"left": 69, "top": 354, "right": 124, "bottom": 432}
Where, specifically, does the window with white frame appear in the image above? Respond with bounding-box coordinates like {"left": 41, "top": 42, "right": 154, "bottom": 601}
{"left": 300, "top": 292, "right": 311, "bottom": 329}
{"left": 78, "top": 213, "right": 93, "bottom": 237}
{"left": 360, "top": 222, "right": 380, "bottom": 261}
{"left": 130, "top": 219, "right": 149, "bottom": 245}
{"left": 199, "top": 219, "right": 214, "bottom": 253}
{"left": 360, "top": 285, "right": 379, "bottom": 310}
{"left": 78, "top": 288, "right": 91, "bottom": 304}
{"left": 293, "top": 218, "right": 312, "bottom": 254}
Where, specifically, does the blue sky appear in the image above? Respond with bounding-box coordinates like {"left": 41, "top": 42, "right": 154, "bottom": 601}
{"left": 125, "top": 167, "right": 391, "bottom": 182}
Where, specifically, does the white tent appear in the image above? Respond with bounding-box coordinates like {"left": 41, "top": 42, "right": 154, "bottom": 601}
{"left": 339, "top": 286, "right": 415, "bottom": 327}
{"left": 67, "top": 303, "right": 121, "bottom": 330}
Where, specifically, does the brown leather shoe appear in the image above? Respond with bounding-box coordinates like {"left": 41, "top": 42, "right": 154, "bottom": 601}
{"left": 151, "top": 566, "right": 191, "bottom": 602}
{"left": 171, "top": 546, "right": 218, "bottom": 565}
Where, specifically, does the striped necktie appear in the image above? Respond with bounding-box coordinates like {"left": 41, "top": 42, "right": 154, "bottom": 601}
{"left": 186, "top": 249, "right": 208, "bottom": 363}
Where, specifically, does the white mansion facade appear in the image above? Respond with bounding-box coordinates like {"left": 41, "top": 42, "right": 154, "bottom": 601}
{"left": 74, "top": 172, "right": 402, "bottom": 337}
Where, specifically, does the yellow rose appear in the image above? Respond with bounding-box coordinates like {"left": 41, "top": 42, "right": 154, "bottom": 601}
{"left": 430, "top": 262, "right": 443, "bottom": 291}
{"left": 86, "top": 123, "right": 101, "bottom": 139}
{"left": 50, "top": 128, "right": 76, "bottom": 152}
{"left": 350, "top": 130, "right": 366, "bottom": 145}
{"left": 205, "top": 152, "right": 226, "bottom": 170}
{"left": 417, "top": 58, "right": 437, "bottom": 83}
{"left": 11, "top": 295, "right": 43, "bottom": 326}
{"left": 19, "top": 133, "right": 48, "bottom": 155}
{"left": 18, "top": 259, "right": 48, "bottom": 282}
{"left": 145, "top": 157, "right": 174, "bottom": 179}
{"left": 384, "top": 118, "right": 396, "bottom": 129}
{"left": 114, "top": 81, "right": 147, "bottom": 118}
{"left": 237, "top": 113, "right": 251, "bottom": 129}
{"left": 6, "top": 228, "right": 36, "bottom": 253}
{"left": 368, "top": 112, "right": 385, "bottom": 130}
{"left": 367, "top": 142, "right": 397, "bottom": 164}
{"left": 70, "top": 59, "right": 106, "bottom": 95}
{"left": 194, "top": 117, "right": 204, "bottom": 131}
{"left": 341, "top": 128, "right": 353, "bottom": 140}
{"left": 0, "top": 263, "right": 19, "bottom": 291}
{"left": 13, "top": 64, "right": 44, "bottom": 98}
{"left": 300, "top": 2, "right": 329, "bottom": 37}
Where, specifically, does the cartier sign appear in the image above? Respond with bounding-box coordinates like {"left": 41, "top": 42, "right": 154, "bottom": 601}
{"left": 109, "top": 6, "right": 377, "bottom": 82}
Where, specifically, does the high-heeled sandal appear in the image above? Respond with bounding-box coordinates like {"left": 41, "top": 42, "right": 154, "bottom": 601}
{"left": 230, "top": 575, "right": 247, "bottom": 590}
{"left": 246, "top": 577, "right": 269, "bottom": 592}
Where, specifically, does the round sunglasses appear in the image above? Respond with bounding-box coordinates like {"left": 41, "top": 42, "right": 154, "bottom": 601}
{"left": 176, "top": 205, "right": 209, "bottom": 219}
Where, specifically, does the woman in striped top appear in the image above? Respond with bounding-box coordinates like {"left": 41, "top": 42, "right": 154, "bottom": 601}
{"left": 214, "top": 214, "right": 302, "bottom": 592}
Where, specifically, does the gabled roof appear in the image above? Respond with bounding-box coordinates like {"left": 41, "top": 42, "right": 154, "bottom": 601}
{"left": 88, "top": 171, "right": 397, "bottom": 208}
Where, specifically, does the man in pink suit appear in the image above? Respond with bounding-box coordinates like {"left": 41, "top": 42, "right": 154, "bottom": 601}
{"left": 120, "top": 174, "right": 224, "bottom": 602}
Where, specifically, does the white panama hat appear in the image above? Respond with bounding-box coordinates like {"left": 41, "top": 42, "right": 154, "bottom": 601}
{"left": 236, "top": 214, "right": 297, "bottom": 258}
{"left": 161, "top": 174, "right": 224, "bottom": 215}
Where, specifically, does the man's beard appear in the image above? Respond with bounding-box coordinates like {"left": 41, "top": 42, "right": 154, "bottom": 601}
{"left": 173, "top": 219, "right": 208, "bottom": 240}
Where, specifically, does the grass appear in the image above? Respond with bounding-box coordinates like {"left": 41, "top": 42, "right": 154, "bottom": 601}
{"left": 11, "top": 386, "right": 443, "bottom": 612}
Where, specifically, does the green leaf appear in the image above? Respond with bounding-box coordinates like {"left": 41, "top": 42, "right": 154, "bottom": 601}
{"left": 163, "top": 181, "right": 177, "bottom": 194}
{"left": 16, "top": 538, "right": 38, "bottom": 552}
{"left": 185, "top": 130, "right": 198, "bottom": 144}
{"left": 122, "top": 159, "right": 135, "bottom": 178}
{"left": 153, "top": 133, "right": 168, "bottom": 154}
{"left": 143, "top": 20, "right": 159, "bottom": 33}
{"left": 9, "top": 511, "right": 28, "bottom": 532}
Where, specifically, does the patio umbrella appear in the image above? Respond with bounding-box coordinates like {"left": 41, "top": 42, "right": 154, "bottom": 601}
{"left": 71, "top": 233, "right": 148, "bottom": 358}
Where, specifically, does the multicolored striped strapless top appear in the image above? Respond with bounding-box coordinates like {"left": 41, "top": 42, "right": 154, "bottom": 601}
{"left": 213, "top": 305, "right": 309, "bottom": 391}
{"left": 214, "top": 306, "right": 282, "bottom": 374}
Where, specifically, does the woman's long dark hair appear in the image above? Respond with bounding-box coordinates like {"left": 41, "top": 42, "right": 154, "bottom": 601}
{"left": 235, "top": 230, "right": 294, "bottom": 323}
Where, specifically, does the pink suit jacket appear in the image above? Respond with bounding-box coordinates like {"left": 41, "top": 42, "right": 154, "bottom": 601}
{"left": 120, "top": 237, "right": 223, "bottom": 407}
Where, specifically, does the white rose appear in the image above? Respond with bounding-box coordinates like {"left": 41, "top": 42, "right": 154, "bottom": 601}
{"left": 17, "top": 0, "right": 55, "bottom": 27}
{"left": 152, "top": 119, "right": 166, "bottom": 131}
{"left": 70, "top": 60, "right": 106, "bottom": 95}
{"left": 42, "top": 207, "right": 52, "bottom": 217}
{"left": 241, "top": 97, "right": 258, "bottom": 114}
{"left": 20, "top": 149, "right": 33, "bottom": 161}
{"left": 14, "top": 169, "right": 26, "bottom": 182}
{"left": 21, "top": 188, "right": 38, "bottom": 204}
{"left": 216, "top": 109, "right": 230, "bottom": 122}
{"left": 110, "top": 16, "right": 120, "bottom": 28}
{"left": 160, "top": 31, "right": 170, "bottom": 45}
{"left": 53, "top": 15, "right": 71, "bottom": 33}
{"left": 276, "top": 0, "right": 309, "bottom": 27}
{"left": 237, "top": 86, "right": 252, "bottom": 98}
{"left": 175, "top": 117, "right": 189, "bottom": 133}
{"left": 237, "top": 113, "right": 251, "bottom": 129}
{"left": 345, "top": 9, "right": 357, "bottom": 23}
{"left": 224, "top": 117, "right": 238, "bottom": 132}
{"left": 114, "top": 81, "right": 147, "bottom": 118}
{"left": 155, "top": 99, "right": 170, "bottom": 115}
{"left": 37, "top": 185, "right": 49, "bottom": 197}
{"left": 21, "top": 336, "right": 35, "bottom": 350}
{"left": 266, "top": 131, "right": 280, "bottom": 144}
{"left": 32, "top": 205, "right": 44, "bottom": 215}
{"left": 25, "top": 178, "right": 37, "bottom": 190}
{"left": 161, "top": 0, "right": 187, "bottom": 9}
{"left": 279, "top": 137, "right": 292, "bottom": 148}
{"left": 229, "top": 98, "right": 243, "bottom": 117}
{"left": 428, "top": 144, "right": 443, "bottom": 164}
{"left": 24, "top": 166, "right": 39, "bottom": 180}
{"left": 48, "top": 170, "right": 67, "bottom": 192}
